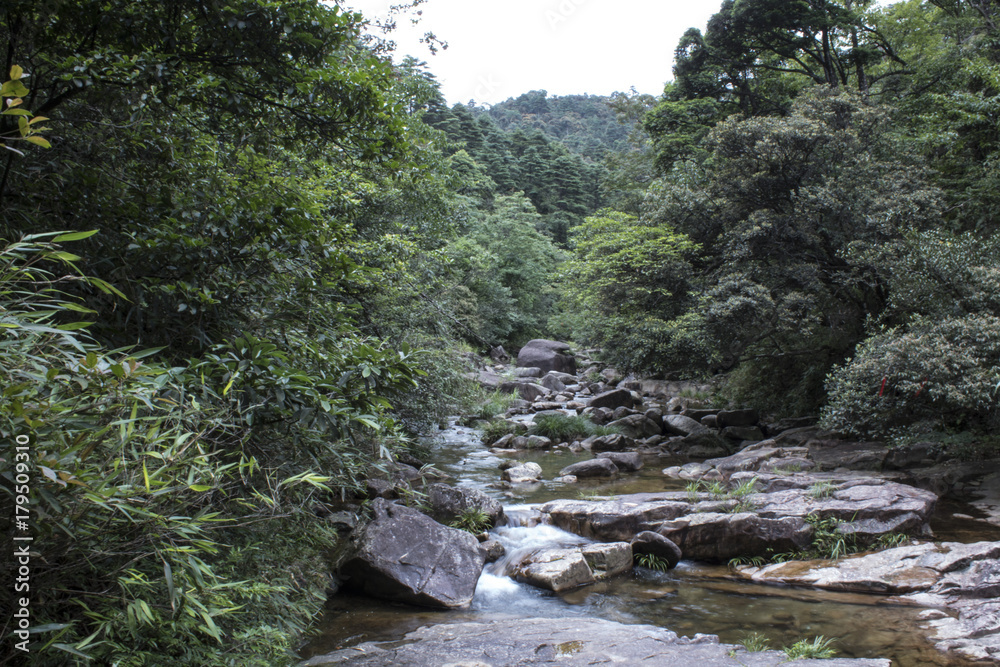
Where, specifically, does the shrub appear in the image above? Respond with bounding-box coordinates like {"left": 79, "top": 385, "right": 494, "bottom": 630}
{"left": 481, "top": 419, "right": 521, "bottom": 445}
{"left": 783, "top": 636, "right": 837, "bottom": 659}
{"left": 528, "top": 413, "right": 614, "bottom": 441}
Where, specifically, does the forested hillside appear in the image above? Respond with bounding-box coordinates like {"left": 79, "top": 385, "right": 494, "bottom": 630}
{"left": 480, "top": 90, "right": 632, "bottom": 161}
{"left": 2, "top": 0, "right": 1000, "bottom": 664}
{"left": 559, "top": 0, "right": 1000, "bottom": 445}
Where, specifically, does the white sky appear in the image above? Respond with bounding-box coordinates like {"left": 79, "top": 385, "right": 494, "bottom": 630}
{"left": 341, "top": 0, "right": 723, "bottom": 106}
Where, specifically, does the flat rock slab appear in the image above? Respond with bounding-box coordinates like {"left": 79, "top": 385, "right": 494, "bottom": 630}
{"left": 541, "top": 480, "right": 936, "bottom": 560}
{"left": 731, "top": 541, "right": 1000, "bottom": 663}
{"left": 303, "top": 617, "right": 890, "bottom": 666}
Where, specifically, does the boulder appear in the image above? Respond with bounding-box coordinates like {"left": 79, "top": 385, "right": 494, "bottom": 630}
{"left": 608, "top": 413, "right": 662, "bottom": 439}
{"left": 588, "top": 388, "right": 635, "bottom": 410}
{"left": 807, "top": 439, "right": 889, "bottom": 471}
{"left": 663, "top": 414, "right": 708, "bottom": 437}
{"left": 587, "top": 433, "right": 637, "bottom": 453}
{"left": 479, "top": 539, "right": 506, "bottom": 564}
{"left": 517, "top": 339, "right": 577, "bottom": 375}
{"left": 499, "top": 381, "right": 547, "bottom": 402}
{"left": 597, "top": 451, "right": 644, "bottom": 472}
{"left": 657, "top": 512, "right": 813, "bottom": 562}
{"left": 502, "top": 462, "right": 543, "bottom": 483}
{"left": 425, "top": 483, "right": 504, "bottom": 528}
{"left": 514, "top": 366, "right": 542, "bottom": 378}
{"left": 560, "top": 458, "right": 619, "bottom": 478}
{"left": 716, "top": 409, "right": 759, "bottom": 427}
{"left": 676, "top": 430, "right": 732, "bottom": 459}
{"left": 512, "top": 548, "right": 595, "bottom": 591}
{"left": 542, "top": 494, "right": 691, "bottom": 541}
{"left": 582, "top": 542, "right": 633, "bottom": 579}
{"left": 339, "top": 499, "right": 485, "bottom": 608}
{"left": 722, "top": 425, "right": 764, "bottom": 442}
{"left": 476, "top": 369, "right": 504, "bottom": 389}
{"left": 540, "top": 374, "right": 567, "bottom": 393}
{"left": 631, "top": 531, "right": 682, "bottom": 569}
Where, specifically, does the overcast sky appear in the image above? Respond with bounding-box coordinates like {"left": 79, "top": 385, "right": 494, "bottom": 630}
{"left": 342, "top": 0, "right": 722, "bottom": 106}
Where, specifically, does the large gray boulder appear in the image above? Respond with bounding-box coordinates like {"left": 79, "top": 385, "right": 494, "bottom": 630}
{"left": 511, "top": 548, "right": 596, "bottom": 591}
{"left": 303, "top": 617, "right": 891, "bottom": 667}
{"left": 657, "top": 512, "right": 813, "bottom": 562}
{"left": 588, "top": 388, "right": 635, "bottom": 410}
{"left": 499, "top": 380, "right": 547, "bottom": 402}
{"left": 631, "top": 530, "right": 683, "bottom": 569}
{"left": 502, "top": 462, "right": 543, "bottom": 483}
{"left": 586, "top": 433, "right": 637, "bottom": 453}
{"left": 663, "top": 414, "right": 708, "bottom": 436}
{"left": 560, "top": 458, "right": 619, "bottom": 478}
{"left": 425, "top": 483, "right": 504, "bottom": 528}
{"left": 517, "top": 339, "right": 577, "bottom": 375}
{"left": 597, "top": 451, "right": 644, "bottom": 472}
{"left": 608, "top": 413, "right": 662, "bottom": 439}
{"left": 339, "top": 499, "right": 485, "bottom": 608}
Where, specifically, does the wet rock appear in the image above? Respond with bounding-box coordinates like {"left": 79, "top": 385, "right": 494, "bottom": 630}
{"left": 631, "top": 531, "right": 682, "bottom": 569}
{"left": 478, "top": 538, "right": 506, "bottom": 564}
{"left": 560, "top": 458, "right": 619, "bottom": 478}
{"left": 554, "top": 474, "right": 578, "bottom": 484}
{"left": 499, "top": 380, "right": 547, "bottom": 402}
{"left": 582, "top": 542, "right": 633, "bottom": 579}
{"left": 677, "top": 430, "right": 732, "bottom": 459}
{"left": 586, "top": 433, "right": 637, "bottom": 453}
{"left": 512, "top": 548, "right": 595, "bottom": 591}
{"left": 542, "top": 493, "right": 691, "bottom": 541}
{"left": 716, "top": 409, "right": 759, "bottom": 427}
{"left": 513, "top": 366, "right": 542, "bottom": 378}
{"left": 476, "top": 369, "right": 504, "bottom": 389}
{"left": 524, "top": 435, "right": 553, "bottom": 449}
{"left": 339, "top": 499, "right": 484, "bottom": 608}
{"left": 807, "top": 439, "right": 888, "bottom": 471}
{"left": 608, "top": 413, "right": 662, "bottom": 439}
{"left": 612, "top": 405, "right": 638, "bottom": 420}
{"left": 502, "top": 462, "right": 543, "bottom": 483}
{"left": 658, "top": 512, "right": 813, "bottom": 562}
{"left": 425, "top": 483, "right": 504, "bottom": 528}
{"left": 663, "top": 414, "right": 708, "bottom": 437}
{"left": 597, "top": 451, "right": 644, "bottom": 472}
{"left": 588, "top": 388, "right": 635, "bottom": 410}
{"left": 303, "top": 617, "right": 892, "bottom": 666}
{"left": 546, "top": 371, "right": 579, "bottom": 383}
{"left": 517, "top": 339, "right": 577, "bottom": 375}
{"left": 540, "top": 373, "right": 567, "bottom": 393}
{"left": 722, "top": 425, "right": 765, "bottom": 442}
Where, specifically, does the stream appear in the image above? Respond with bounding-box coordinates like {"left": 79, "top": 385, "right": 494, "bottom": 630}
{"left": 301, "top": 419, "right": 1000, "bottom": 666}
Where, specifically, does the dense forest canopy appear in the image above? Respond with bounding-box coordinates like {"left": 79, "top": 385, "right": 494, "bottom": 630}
{"left": 2, "top": 0, "right": 1000, "bottom": 664}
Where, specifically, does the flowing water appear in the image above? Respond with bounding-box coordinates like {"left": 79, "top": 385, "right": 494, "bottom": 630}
{"left": 302, "top": 419, "right": 1000, "bottom": 666}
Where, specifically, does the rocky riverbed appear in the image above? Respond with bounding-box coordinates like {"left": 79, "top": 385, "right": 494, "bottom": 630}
{"left": 304, "top": 340, "right": 1000, "bottom": 666}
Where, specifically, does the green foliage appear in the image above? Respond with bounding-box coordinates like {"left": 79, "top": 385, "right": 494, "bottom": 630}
{"left": 728, "top": 555, "right": 766, "bottom": 569}
{"left": 634, "top": 553, "right": 672, "bottom": 572}
{"left": 783, "top": 636, "right": 838, "bottom": 660}
{"left": 0, "top": 237, "right": 410, "bottom": 664}
{"left": 448, "top": 507, "right": 491, "bottom": 535}
{"left": 480, "top": 419, "right": 522, "bottom": 445}
{"left": 528, "top": 414, "right": 616, "bottom": 442}
{"left": 809, "top": 482, "right": 837, "bottom": 499}
{"left": 468, "top": 390, "right": 521, "bottom": 422}
{"left": 739, "top": 632, "right": 772, "bottom": 652}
